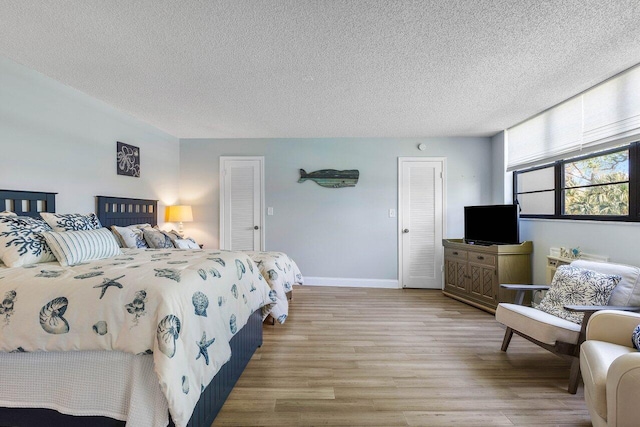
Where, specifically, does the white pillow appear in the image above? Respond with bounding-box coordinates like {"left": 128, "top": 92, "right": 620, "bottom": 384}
{"left": 40, "top": 212, "right": 102, "bottom": 232}
{"left": 43, "top": 228, "right": 122, "bottom": 267}
{"left": 0, "top": 211, "right": 17, "bottom": 216}
{"left": 0, "top": 215, "right": 56, "bottom": 267}
{"left": 174, "top": 238, "right": 200, "bottom": 249}
{"left": 111, "top": 225, "right": 149, "bottom": 249}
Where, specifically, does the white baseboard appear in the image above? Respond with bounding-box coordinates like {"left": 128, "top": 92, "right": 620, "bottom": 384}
{"left": 303, "top": 276, "right": 399, "bottom": 289}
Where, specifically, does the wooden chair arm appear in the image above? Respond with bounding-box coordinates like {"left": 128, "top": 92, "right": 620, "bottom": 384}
{"left": 500, "top": 284, "right": 550, "bottom": 291}
{"left": 562, "top": 306, "right": 640, "bottom": 350}
{"left": 500, "top": 284, "right": 550, "bottom": 305}
{"left": 564, "top": 305, "right": 640, "bottom": 313}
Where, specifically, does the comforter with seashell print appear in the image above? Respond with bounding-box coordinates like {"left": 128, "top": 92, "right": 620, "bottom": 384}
{"left": 244, "top": 251, "right": 304, "bottom": 324}
{"left": 0, "top": 248, "right": 275, "bottom": 427}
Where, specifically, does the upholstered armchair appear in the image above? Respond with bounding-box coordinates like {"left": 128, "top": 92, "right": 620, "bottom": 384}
{"left": 581, "top": 310, "right": 640, "bottom": 427}
{"left": 495, "top": 260, "right": 640, "bottom": 394}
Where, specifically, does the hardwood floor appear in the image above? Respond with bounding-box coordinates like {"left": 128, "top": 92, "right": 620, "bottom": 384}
{"left": 213, "top": 285, "right": 592, "bottom": 426}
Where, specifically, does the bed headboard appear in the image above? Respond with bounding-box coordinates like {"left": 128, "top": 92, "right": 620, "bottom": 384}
{"left": 0, "top": 189, "right": 57, "bottom": 218}
{"left": 96, "top": 196, "right": 158, "bottom": 228}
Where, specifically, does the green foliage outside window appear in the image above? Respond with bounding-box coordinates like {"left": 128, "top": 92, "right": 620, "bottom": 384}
{"left": 564, "top": 152, "right": 629, "bottom": 215}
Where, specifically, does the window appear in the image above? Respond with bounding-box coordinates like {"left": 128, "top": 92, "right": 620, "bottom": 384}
{"left": 514, "top": 142, "right": 639, "bottom": 221}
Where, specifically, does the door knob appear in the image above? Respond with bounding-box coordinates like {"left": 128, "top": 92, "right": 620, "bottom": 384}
{"left": 403, "top": 229, "right": 409, "bottom": 233}
{"left": 254, "top": 226, "right": 259, "bottom": 230}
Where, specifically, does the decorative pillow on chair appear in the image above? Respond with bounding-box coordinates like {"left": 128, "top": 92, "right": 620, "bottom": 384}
{"left": 41, "top": 212, "right": 102, "bottom": 232}
{"left": 632, "top": 324, "right": 640, "bottom": 350}
{"left": 43, "top": 228, "right": 122, "bottom": 266}
{"left": 143, "top": 228, "right": 174, "bottom": 249}
{"left": 537, "top": 265, "right": 621, "bottom": 324}
{"left": 0, "top": 215, "right": 56, "bottom": 267}
{"left": 111, "top": 225, "right": 150, "bottom": 249}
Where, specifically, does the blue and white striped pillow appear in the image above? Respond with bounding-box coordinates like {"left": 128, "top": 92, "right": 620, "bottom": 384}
{"left": 43, "top": 228, "right": 122, "bottom": 266}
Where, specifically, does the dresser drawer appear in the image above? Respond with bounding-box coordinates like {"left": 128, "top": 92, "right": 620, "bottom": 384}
{"left": 468, "top": 251, "right": 496, "bottom": 266}
{"left": 445, "top": 248, "right": 467, "bottom": 261}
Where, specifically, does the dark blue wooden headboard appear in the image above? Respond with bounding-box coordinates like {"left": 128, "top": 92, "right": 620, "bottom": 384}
{"left": 0, "top": 189, "right": 57, "bottom": 218}
{"left": 96, "top": 196, "right": 158, "bottom": 228}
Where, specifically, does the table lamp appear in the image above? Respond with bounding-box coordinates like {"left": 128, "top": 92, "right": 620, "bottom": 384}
{"left": 165, "top": 205, "right": 193, "bottom": 235}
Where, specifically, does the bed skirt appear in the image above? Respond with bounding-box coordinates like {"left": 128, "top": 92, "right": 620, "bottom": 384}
{"left": 0, "top": 309, "right": 263, "bottom": 427}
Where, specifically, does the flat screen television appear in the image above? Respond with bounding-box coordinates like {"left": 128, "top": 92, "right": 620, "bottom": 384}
{"left": 464, "top": 204, "right": 520, "bottom": 245}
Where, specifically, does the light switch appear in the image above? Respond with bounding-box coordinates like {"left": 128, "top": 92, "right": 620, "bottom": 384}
{"left": 267, "top": 207, "right": 274, "bottom": 216}
{"left": 389, "top": 209, "right": 396, "bottom": 218}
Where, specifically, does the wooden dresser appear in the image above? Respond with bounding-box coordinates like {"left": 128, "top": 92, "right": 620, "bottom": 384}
{"left": 442, "top": 239, "right": 533, "bottom": 313}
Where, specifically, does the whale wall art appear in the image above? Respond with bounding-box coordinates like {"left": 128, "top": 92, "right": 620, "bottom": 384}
{"left": 298, "top": 169, "right": 359, "bottom": 188}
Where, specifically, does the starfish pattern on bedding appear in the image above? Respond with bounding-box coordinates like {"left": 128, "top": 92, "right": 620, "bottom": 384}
{"left": 93, "top": 275, "right": 125, "bottom": 299}
{"left": 195, "top": 331, "right": 215, "bottom": 365}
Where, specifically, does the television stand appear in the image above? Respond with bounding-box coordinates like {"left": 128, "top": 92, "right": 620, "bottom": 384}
{"left": 442, "top": 239, "right": 533, "bottom": 314}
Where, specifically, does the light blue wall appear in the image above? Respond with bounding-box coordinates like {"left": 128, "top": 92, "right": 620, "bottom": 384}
{"left": 521, "top": 219, "right": 640, "bottom": 283}
{"left": 0, "top": 57, "right": 180, "bottom": 215}
{"left": 491, "top": 131, "right": 512, "bottom": 204}
{"left": 179, "top": 137, "right": 493, "bottom": 281}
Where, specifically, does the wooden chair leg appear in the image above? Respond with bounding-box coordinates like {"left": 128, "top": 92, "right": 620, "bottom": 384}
{"left": 501, "top": 327, "right": 514, "bottom": 351}
{"left": 568, "top": 357, "right": 580, "bottom": 394}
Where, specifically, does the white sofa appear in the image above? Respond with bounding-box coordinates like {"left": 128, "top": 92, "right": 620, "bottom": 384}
{"left": 581, "top": 310, "right": 640, "bottom": 427}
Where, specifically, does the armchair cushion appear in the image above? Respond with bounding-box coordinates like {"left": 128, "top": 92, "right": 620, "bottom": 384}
{"left": 581, "top": 340, "right": 636, "bottom": 421}
{"left": 496, "top": 303, "right": 581, "bottom": 345}
{"left": 536, "top": 265, "right": 621, "bottom": 324}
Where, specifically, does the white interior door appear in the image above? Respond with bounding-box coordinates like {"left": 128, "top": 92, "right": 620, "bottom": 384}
{"left": 220, "top": 156, "right": 264, "bottom": 250}
{"left": 399, "top": 158, "right": 445, "bottom": 289}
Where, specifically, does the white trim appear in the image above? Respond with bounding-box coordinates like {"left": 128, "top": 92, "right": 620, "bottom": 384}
{"left": 303, "top": 277, "right": 399, "bottom": 289}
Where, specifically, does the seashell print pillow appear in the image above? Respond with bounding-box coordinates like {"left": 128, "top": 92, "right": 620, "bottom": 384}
{"left": 0, "top": 215, "right": 56, "bottom": 267}
{"left": 143, "top": 228, "right": 174, "bottom": 249}
{"left": 174, "top": 238, "right": 200, "bottom": 249}
{"left": 40, "top": 212, "right": 102, "bottom": 232}
{"left": 111, "top": 225, "right": 149, "bottom": 249}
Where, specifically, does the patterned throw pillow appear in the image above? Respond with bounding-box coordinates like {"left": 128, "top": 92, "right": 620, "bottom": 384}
{"left": 40, "top": 212, "right": 102, "bottom": 232}
{"left": 537, "top": 265, "right": 621, "bottom": 324}
{"left": 143, "top": 228, "right": 174, "bottom": 249}
{"left": 43, "top": 228, "right": 122, "bottom": 266}
{"left": 0, "top": 215, "right": 57, "bottom": 267}
{"left": 111, "top": 225, "right": 150, "bottom": 249}
{"left": 174, "top": 238, "right": 200, "bottom": 249}
{"left": 632, "top": 324, "right": 640, "bottom": 350}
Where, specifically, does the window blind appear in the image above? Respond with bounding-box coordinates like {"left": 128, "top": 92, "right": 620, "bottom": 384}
{"left": 507, "top": 63, "right": 640, "bottom": 171}
{"left": 507, "top": 96, "right": 582, "bottom": 171}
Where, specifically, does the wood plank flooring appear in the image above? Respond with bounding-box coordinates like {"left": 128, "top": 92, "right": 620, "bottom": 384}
{"left": 213, "top": 285, "right": 592, "bottom": 426}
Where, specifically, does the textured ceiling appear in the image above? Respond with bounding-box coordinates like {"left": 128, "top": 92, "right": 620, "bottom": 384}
{"left": 1, "top": 1, "right": 640, "bottom": 139}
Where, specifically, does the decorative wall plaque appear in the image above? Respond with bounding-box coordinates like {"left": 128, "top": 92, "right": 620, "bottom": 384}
{"left": 117, "top": 141, "right": 140, "bottom": 177}
{"left": 298, "top": 169, "right": 359, "bottom": 188}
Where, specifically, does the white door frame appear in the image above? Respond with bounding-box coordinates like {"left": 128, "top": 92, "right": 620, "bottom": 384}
{"left": 219, "top": 156, "right": 265, "bottom": 250}
{"left": 397, "top": 157, "right": 447, "bottom": 289}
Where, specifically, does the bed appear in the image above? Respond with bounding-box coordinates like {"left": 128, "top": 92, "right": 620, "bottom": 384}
{"left": 96, "top": 194, "right": 304, "bottom": 326}
{"left": 245, "top": 251, "right": 303, "bottom": 324}
{"left": 0, "top": 191, "right": 275, "bottom": 427}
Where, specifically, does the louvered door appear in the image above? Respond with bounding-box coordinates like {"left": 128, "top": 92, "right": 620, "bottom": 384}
{"left": 399, "top": 158, "right": 445, "bottom": 289}
{"left": 220, "top": 157, "right": 264, "bottom": 251}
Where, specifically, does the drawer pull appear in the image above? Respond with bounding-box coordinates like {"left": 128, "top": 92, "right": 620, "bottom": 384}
{"left": 476, "top": 255, "right": 484, "bottom": 260}
{"left": 452, "top": 251, "right": 458, "bottom": 255}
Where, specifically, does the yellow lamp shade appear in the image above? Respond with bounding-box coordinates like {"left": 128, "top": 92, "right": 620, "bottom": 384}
{"left": 165, "top": 205, "right": 193, "bottom": 223}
